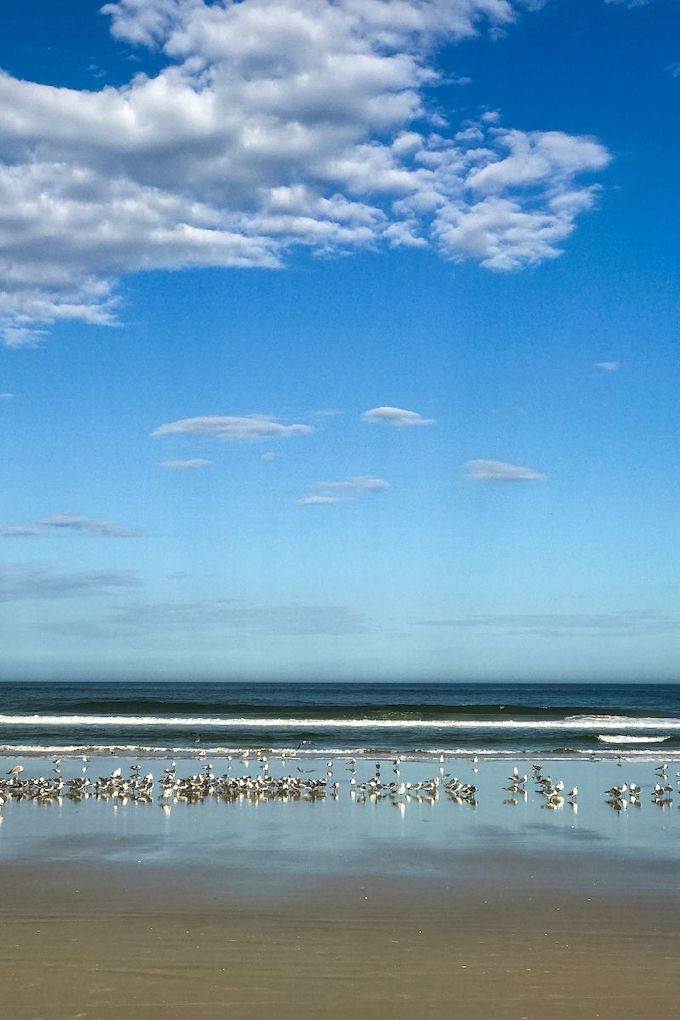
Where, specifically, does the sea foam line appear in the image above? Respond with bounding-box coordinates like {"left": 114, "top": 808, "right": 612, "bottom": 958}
{"left": 0, "top": 713, "right": 679, "bottom": 731}
{"left": 596, "top": 735, "right": 671, "bottom": 744}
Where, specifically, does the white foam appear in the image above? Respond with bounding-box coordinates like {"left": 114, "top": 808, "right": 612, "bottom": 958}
{"left": 0, "top": 713, "right": 678, "bottom": 731}
{"left": 596, "top": 734, "right": 671, "bottom": 744}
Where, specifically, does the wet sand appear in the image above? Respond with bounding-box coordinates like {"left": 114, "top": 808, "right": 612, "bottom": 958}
{"left": 2, "top": 859, "right": 680, "bottom": 1020}
{"left": 1, "top": 755, "right": 680, "bottom": 1018}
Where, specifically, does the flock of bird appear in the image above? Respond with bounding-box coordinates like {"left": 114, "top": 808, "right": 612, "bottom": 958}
{"left": 0, "top": 755, "right": 679, "bottom": 816}
{"left": 502, "top": 764, "right": 579, "bottom": 810}
{"left": 603, "top": 761, "right": 676, "bottom": 811}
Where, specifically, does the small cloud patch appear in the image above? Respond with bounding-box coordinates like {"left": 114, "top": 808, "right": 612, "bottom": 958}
{"left": 153, "top": 414, "right": 313, "bottom": 442}
{"left": 161, "top": 459, "right": 212, "bottom": 470}
{"left": 297, "top": 475, "right": 389, "bottom": 505}
{"left": 362, "top": 406, "right": 435, "bottom": 428}
{"left": 464, "top": 460, "right": 546, "bottom": 482}
{"left": 595, "top": 361, "right": 620, "bottom": 372}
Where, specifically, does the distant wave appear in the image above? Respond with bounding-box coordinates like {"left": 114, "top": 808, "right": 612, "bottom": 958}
{"left": 1, "top": 713, "right": 679, "bottom": 731}
{"left": 51, "top": 699, "right": 660, "bottom": 719}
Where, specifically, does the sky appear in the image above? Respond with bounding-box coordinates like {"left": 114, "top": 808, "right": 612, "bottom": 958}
{"left": 0, "top": 0, "right": 678, "bottom": 682}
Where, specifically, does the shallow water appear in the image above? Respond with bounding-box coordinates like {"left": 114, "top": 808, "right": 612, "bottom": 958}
{"left": 1, "top": 755, "right": 679, "bottom": 888}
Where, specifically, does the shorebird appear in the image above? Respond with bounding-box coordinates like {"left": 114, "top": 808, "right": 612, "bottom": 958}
{"left": 7, "top": 765, "right": 24, "bottom": 777}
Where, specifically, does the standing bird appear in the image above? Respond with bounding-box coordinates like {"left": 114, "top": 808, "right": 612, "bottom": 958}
{"left": 8, "top": 764, "right": 24, "bottom": 777}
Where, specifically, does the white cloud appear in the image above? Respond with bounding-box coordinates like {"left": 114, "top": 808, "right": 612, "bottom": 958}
{"left": 161, "top": 458, "right": 212, "bottom": 469}
{"left": 464, "top": 459, "right": 546, "bottom": 481}
{"left": 0, "top": 512, "right": 141, "bottom": 537}
{"left": 153, "top": 414, "right": 314, "bottom": 441}
{"left": 595, "top": 360, "right": 620, "bottom": 372}
{"left": 0, "top": 0, "right": 610, "bottom": 344}
{"left": 362, "top": 405, "right": 435, "bottom": 427}
{"left": 297, "top": 474, "right": 389, "bottom": 504}
{"left": 260, "top": 451, "right": 278, "bottom": 462}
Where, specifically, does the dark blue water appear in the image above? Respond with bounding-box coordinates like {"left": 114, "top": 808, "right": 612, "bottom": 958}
{"left": 1, "top": 682, "right": 680, "bottom": 756}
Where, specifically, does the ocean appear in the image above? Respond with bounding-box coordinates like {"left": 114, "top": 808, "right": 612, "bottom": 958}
{"left": 1, "top": 681, "right": 679, "bottom": 759}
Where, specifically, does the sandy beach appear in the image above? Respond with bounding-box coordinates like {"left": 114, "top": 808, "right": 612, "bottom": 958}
{"left": 2, "top": 857, "right": 680, "bottom": 1019}
{"left": 1, "top": 754, "right": 680, "bottom": 1018}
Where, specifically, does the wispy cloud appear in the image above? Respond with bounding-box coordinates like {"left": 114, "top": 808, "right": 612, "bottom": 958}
{"left": 0, "top": 512, "right": 141, "bottom": 538}
{"left": 594, "top": 361, "right": 620, "bottom": 372}
{"left": 418, "top": 612, "right": 680, "bottom": 636}
{"left": 362, "top": 406, "right": 435, "bottom": 428}
{"left": 297, "top": 475, "right": 389, "bottom": 505}
{"left": 0, "top": 564, "right": 140, "bottom": 602}
{"left": 320, "top": 476, "right": 390, "bottom": 493}
{"left": 81, "top": 599, "right": 368, "bottom": 637}
{"left": 604, "top": 0, "right": 650, "bottom": 8}
{"left": 153, "top": 415, "right": 313, "bottom": 442}
{"left": 0, "top": 392, "right": 12, "bottom": 400}
{"left": 296, "top": 495, "right": 343, "bottom": 506}
{"left": 464, "top": 459, "right": 546, "bottom": 482}
{"left": 160, "top": 458, "right": 212, "bottom": 470}
{"left": 260, "top": 451, "right": 278, "bottom": 462}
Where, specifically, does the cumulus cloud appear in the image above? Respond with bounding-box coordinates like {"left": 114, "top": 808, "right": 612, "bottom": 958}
{"left": 0, "top": 564, "right": 140, "bottom": 601}
{"left": 0, "top": 0, "right": 610, "bottom": 344}
{"left": 160, "top": 457, "right": 212, "bottom": 469}
{"left": 595, "top": 360, "right": 620, "bottom": 372}
{"left": 362, "top": 405, "right": 435, "bottom": 427}
{"left": 0, "top": 512, "right": 142, "bottom": 537}
{"left": 297, "top": 474, "right": 389, "bottom": 504}
{"left": 153, "top": 414, "right": 313, "bottom": 441}
{"left": 464, "top": 459, "right": 546, "bottom": 481}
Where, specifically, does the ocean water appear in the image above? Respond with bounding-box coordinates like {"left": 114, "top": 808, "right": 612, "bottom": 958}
{"left": 1, "top": 681, "right": 680, "bottom": 758}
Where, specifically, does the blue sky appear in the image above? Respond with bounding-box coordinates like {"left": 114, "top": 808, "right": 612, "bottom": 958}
{"left": 0, "top": 0, "right": 678, "bottom": 681}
